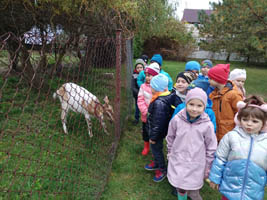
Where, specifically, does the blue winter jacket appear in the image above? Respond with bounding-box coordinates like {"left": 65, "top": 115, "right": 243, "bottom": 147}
{"left": 137, "top": 69, "right": 173, "bottom": 91}
{"left": 171, "top": 98, "right": 216, "bottom": 133}
{"left": 209, "top": 126, "right": 267, "bottom": 200}
{"left": 196, "top": 75, "right": 214, "bottom": 97}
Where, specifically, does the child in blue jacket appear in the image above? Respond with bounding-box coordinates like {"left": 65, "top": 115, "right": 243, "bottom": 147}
{"left": 172, "top": 79, "right": 216, "bottom": 133}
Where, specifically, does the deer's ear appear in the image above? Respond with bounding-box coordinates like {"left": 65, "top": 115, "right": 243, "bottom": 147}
{"left": 103, "top": 96, "right": 109, "bottom": 104}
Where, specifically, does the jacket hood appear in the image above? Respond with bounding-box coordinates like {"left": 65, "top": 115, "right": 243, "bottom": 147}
{"left": 211, "top": 80, "right": 240, "bottom": 98}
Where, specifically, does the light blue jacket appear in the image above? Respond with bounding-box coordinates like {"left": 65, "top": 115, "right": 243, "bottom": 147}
{"left": 209, "top": 126, "right": 267, "bottom": 200}
{"left": 171, "top": 98, "right": 216, "bottom": 133}
{"left": 137, "top": 69, "right": 173, "bottom": 91}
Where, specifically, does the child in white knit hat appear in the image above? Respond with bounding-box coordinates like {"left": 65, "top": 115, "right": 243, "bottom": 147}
{"left": 137, "top": 63, "right": 160, "bottom": 156}
{"left": 229, "top": 68, "right": 247, "bottom": 99}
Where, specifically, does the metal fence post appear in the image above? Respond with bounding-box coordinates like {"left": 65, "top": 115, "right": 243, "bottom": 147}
{"left": 115, "top": 29, "right": 122, "bottom": 138}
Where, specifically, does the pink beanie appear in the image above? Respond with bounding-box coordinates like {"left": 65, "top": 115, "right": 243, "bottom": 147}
{"left": 185, "top": 87, "right": 207, "bottom": 107}
{"left": 208, "top": 64, "right": 230, "bottom": 85}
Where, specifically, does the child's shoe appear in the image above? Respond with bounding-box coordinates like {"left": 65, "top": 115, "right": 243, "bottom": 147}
{"left": 153, "top": 170, "right": 166, "bottom": 182}
{"left": 144, "top": 160, "right": 159, "bottom": 171}
{"left": 141, "top": 141, "right": 150, "bottom": 156}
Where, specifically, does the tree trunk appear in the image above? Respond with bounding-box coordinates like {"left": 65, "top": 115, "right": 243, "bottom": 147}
{"left": 8, "top": 49, "right": 19, "bottom": 71}
{"left": 247, "top": 55, "right": 250, "bottom": 64}
{"left": 50, "top": 48, "right": 65, "bottom": 77}
{"left": 226, "top": 52, "right": 231, "bottom": 62}
{"left": 20, "top": 47, "right": 43, "bottom": 89}
{"left": 80, "top": 38, "right": 93, "bottom": 72}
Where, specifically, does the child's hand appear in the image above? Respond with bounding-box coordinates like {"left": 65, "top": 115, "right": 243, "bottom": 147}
{"left": 149, "top": 139, "right": 156, "bottom": 144}
{"left": 205, "top": 178, "right": 210, "bottom": 183}
{"left": 209, "top": 181, "right": 219, "bottom": 190}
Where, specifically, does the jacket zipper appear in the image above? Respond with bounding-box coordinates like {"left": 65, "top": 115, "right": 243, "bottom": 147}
{"left": 240, "top": 137, "right": 253, "bottom": 199}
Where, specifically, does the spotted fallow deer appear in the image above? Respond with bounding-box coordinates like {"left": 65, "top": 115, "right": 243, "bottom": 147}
{"left": 53, "top": 83, "right": 114, "bottom": 137}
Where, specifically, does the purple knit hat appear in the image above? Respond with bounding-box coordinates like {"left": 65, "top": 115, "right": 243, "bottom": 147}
{"left": 185, "top": 87, "right": 207, "bottom": 107}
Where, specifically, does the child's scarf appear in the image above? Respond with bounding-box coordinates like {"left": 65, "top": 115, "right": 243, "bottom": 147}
{"left": 176, "top": 90, "right": 186, "bottom": 102}
{"left": 134, "top": 69, "right": 139, "bottom": 74}
{"left": 150, "top": 90, "right": 170, "bottom": 103}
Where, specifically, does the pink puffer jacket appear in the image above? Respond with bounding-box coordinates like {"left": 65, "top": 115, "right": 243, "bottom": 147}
{"left": 137, "top": 83, "right": 152, "bottom": 123}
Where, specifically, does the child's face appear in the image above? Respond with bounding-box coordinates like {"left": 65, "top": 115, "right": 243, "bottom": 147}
{"left": 145, "top": 73, "right": 153, "bottom": 84}
{"left": 175, "top": 77, "right": 189, "bottom": 94}
{"left": 186, "top": 99, "right": 205, "bottom": 119}
{"left": 209, "top": 79, "right": 221, "bottom": 88}
{"left": 136, "top": 64, "right": 144, "bottom": 73}
{"left": 190, "top": 70, "right": 199, "bottom": 77}
{"left": 240, "top": 116, "right": 263, "bottom": 134}
{"left": 201, "top": 66, "right": 209, "bottom": 76}
{"left": 233, "top": 78, "right": 246, "bottom": 88}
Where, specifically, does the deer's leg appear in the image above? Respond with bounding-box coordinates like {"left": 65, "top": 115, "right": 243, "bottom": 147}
{"left": 99, "top": 115, "right": 109, "bottom": 135}
{"left": 61, "top": 103, "right": 69, "bottom": 134}
{"left": 85, "top": 114, "right": 93, "bottom": 137}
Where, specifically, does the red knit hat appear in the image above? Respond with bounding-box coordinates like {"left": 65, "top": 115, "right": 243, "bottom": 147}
{"left": 208, "top": 64, "right": 230, "bottom": 85}
{"left": 144, "top": 63, "right": 160, "bottom": 76}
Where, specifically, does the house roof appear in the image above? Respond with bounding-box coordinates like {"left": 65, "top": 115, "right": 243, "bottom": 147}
{"left": 181, "top": 9, "right": 213, "bottom": 23}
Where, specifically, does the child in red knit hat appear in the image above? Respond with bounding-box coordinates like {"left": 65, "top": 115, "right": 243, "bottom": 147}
{"left": 208, "top": 64, "right": 243, "bottom": 142}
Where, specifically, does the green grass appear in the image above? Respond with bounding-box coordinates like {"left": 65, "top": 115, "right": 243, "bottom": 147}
{"left": 0, "top": 66, "right": 118, "bottom": 199}
{"left": 101, "top": 60, "right": 267, "bottom": 200}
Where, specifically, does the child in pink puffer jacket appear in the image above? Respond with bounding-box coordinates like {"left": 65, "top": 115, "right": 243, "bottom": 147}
{"left": 167, "top": 88, "right": 217, "bottom": 200}
{"left": 137, "top": 62, "right": 160, "bottom": 156}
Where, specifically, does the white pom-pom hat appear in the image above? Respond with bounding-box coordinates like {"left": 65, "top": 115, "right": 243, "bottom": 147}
{"left": 229, "top": 69, "right": 246, "bottom": 81}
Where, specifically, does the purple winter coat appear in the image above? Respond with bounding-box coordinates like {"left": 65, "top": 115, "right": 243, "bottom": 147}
{"left": 166, "top": 108, "right": 217, "bottom": 190}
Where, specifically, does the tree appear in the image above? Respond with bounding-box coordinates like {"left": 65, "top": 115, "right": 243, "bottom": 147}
{"left": 0, "top": 0, "right": 193, "bottom": 88}
{"left": 198, "top": 0, "right": 267, "bottom": 63}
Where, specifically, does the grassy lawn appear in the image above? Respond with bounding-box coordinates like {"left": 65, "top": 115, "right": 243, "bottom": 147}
{"left": 0, "top": 67, "right": 118, "bottom": 199}
{"left": 101, "top": 60, "right": 267, "bottom": 200}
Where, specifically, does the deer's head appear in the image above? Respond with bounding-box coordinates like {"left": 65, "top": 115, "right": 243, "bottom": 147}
{"left": 103, "top": 96, "right": 115, "bottom": 123}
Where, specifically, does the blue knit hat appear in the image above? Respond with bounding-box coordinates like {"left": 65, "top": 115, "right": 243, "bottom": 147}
{"left": 185, "top": 61, "right": 201, "bottom": 72}
{"left": 150, "top": 54, "right": 163, "bottom": 66}
{"left": 201, "top": 60, "right": 213, "bottom": 68}
{"left": 188, "top": 79, "right": 210, "bottom": 92}
{"left": 150, "top": 74, "right": 169, "bottom": 92}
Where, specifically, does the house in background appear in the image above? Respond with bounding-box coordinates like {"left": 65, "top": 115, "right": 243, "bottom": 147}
{"left": 181, "top": 8, "right": 245, "bottom": 61}
{"left": 181, "top": 9, "right": 212, "bottom": 45}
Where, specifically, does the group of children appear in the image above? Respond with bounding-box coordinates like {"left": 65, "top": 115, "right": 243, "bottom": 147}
{"left": 131, "top": 54, "right": 267, "bottom": 200}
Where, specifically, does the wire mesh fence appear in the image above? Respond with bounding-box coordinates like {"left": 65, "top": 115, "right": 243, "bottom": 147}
{"left": 0, "top": 30, "right": 133, "bottom": 199}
